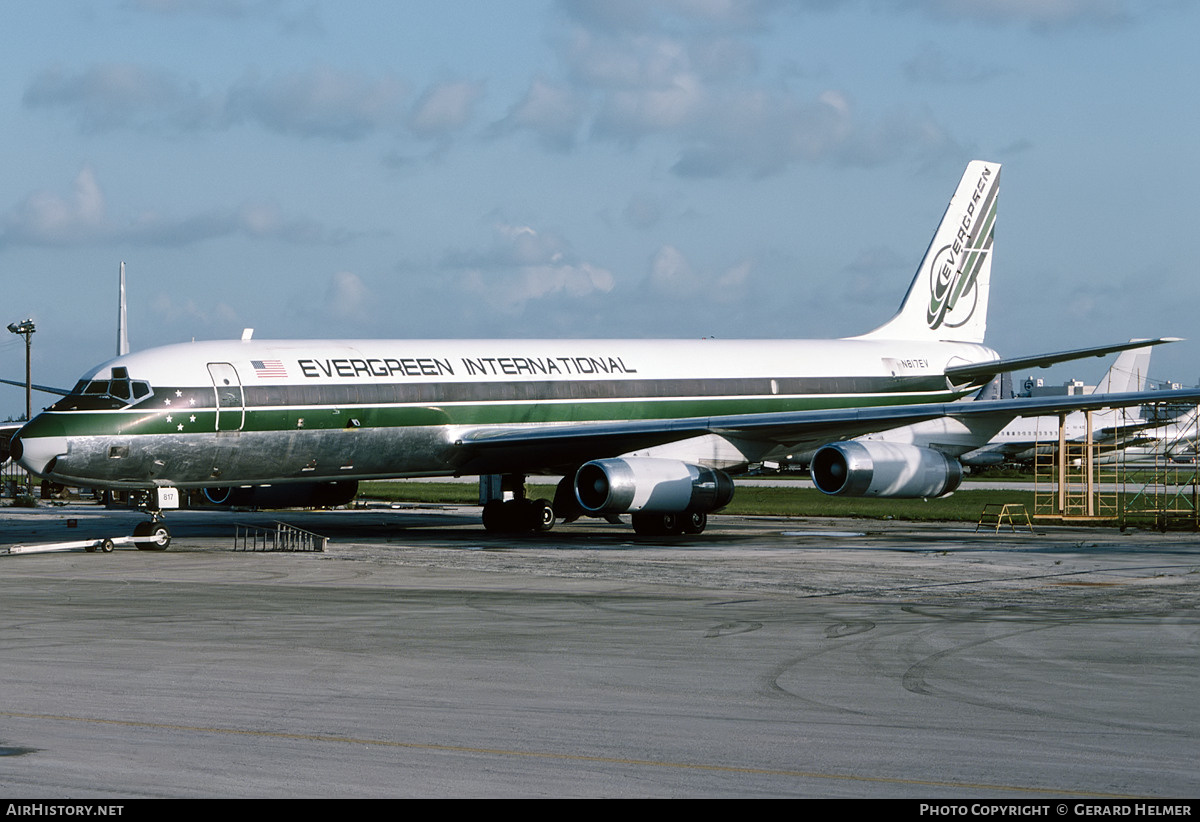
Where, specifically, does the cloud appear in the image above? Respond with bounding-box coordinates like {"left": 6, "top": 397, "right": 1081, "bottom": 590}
{"left": 407, "top": 79, "right": 486, "bottom": 141}
{"left": 646, "top": 244, "right": 757, "bottom": 304}
{"left": 623, "top": 194, "right": 664, "bottom": 229}
{"left": 228, "top": 65, "right": 408, "bottom": 140}
{"left": 903, "top": 44, "right": 1009, "bottom": 85}
{"left": 441, "top": 222, "right": 615, "bottom": 314}
{"left": 445, "top": 222, "right": 573, "bottom": 269}
{"left": 648, "top": 244, "right": 696, "bottom": 293}
{"left": 24, "top": 63, "right": 410, "bottom": 141}
{"left": 901, "top": 0, "right": 1145, "bottom": 28}
{"left": 491, "top": 76, "right": 588, "bottom": 150}
{"left": 324, "top": 270, "right": 374, "bottom": 323}
{"left": 0, "top": 169, "right": 355, "bottom": 248}
{"left": 130, "top": 0, "right": 327, "bottom": 36}
{"left": 548, "top": 5, "right": 959, "bottom": 176}
{"left": 23, "top": 64, "right": 226, "bottom": 134}
{"left": 2, "top": 167, "right": 109, "bottom": 245}
{"left": 558, "top": 0, "right": 786, "bottom": 34}
{"left": 149, "top": 292, "right": 240, "bottom": 327}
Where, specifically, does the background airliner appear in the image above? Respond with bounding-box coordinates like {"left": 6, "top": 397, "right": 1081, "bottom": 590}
{"left": 10, "top": 161, "right": 1196, "bottom": 545}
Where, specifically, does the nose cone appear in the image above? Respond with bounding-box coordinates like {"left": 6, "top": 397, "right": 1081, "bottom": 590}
{"left": 11, "top": 422, "right": 68, "bottom": 479}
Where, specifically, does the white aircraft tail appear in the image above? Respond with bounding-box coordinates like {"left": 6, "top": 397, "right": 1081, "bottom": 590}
{"left": 856, "top": 160, "right": 1000, "bottom": 344}
{"left": 1092, "top": 343, "right": 1151, "bottom": 394}
{"left": 117, "top": 261, "right": 129, "bottom": 357}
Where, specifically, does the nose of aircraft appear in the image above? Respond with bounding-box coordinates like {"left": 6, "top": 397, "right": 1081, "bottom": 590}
{"left": 10, "top": 426, "right": 66, "bottom": 478}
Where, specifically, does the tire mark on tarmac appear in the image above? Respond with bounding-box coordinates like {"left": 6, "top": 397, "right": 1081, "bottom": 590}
{"left": 0, "top": 709, "right": 1142, "bottom": 798}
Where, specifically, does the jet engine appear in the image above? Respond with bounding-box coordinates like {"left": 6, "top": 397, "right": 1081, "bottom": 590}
{"left": 810, "top": 441, "right": 962, "bottom": 498}
{"left": 202, "top": 480, "right": 358, "bottom": 509}
{"left": 574, "top": 457, "right": 734, "bottom": 514}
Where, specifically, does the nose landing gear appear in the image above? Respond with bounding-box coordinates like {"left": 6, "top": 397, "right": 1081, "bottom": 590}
{"left": 133, "top": 519, "right": 172, "bottom": 550}
{"left": 134, "top": 487, "right": 179, "bottom": 550}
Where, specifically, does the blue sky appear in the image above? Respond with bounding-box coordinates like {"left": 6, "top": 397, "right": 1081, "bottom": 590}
{"left": 2, "top": 0, "right": 1197, "bottom": 415}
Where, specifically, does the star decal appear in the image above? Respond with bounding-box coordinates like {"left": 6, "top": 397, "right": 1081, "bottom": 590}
{"left": 165, "top": 415, "right": 173, "bottom": 423}
{"left": 177, "top": 423, "right": 184, "bottom": 431}
{"left": 175, "top": 390, "right": 183, "bottom": 397}
{"left": 189, "top": 415, "right": 196, "bottom": 423}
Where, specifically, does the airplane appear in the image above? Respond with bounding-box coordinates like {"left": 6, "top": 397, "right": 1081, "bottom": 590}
{"left": 1090, "top": 405, "right": 1200, "bottom": 465}
{"left": 9, "top": 160, "right": 1200, "bottom": 547}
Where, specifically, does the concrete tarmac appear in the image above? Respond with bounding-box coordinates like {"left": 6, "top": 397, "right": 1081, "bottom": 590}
{"left": 1, "top": 501, "right": 1198, "bottom": 798}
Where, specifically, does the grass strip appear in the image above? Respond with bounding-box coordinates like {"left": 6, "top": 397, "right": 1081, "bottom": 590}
{"left": 359, "top": 481, "right": 1041, "bottom": 523}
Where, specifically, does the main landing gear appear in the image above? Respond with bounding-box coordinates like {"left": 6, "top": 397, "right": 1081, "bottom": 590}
{"left": 630, "top": 511, "right": 707, "bottom": 536}
{"left": 480, "top": 474, "right": 557, "bottom": 534}
{"left": 479, "top": 474, "right": 711, "bottom": 536}
{"left": 482, "top": 497, "right": 555, "bottom": 533}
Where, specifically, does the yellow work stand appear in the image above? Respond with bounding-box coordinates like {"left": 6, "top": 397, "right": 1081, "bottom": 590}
{"left": 976, "top": 503, "right": 1034, "bottom": 533}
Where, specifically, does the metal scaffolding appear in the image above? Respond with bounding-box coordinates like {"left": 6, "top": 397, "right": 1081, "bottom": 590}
{"left": 1031, "top": 402, "right": 1200, "bottom": 529}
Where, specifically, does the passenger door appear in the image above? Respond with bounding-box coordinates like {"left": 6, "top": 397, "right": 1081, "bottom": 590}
{"left": 207, "top": 362, "right": 245, "bottom": 431}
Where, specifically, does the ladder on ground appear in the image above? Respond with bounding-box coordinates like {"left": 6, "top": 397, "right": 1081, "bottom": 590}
{"left": 234, "top": 522, "right": 328, "bottom": 552}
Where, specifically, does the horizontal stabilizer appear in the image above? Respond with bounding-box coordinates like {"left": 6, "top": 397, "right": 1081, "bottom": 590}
{"left": 0, "top": 377, "right": 71, "bottom": 396}
{"left": 944, "top": 338, "right": 1181, "bottom": 385}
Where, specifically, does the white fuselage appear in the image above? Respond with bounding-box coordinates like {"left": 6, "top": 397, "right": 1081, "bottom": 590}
{"left": 14, "top": 336, "right": 997, "bottom": 489}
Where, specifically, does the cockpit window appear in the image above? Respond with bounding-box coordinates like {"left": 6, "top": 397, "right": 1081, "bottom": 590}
{"left": 49, "top": 371, "right": 154, "bottom": 411}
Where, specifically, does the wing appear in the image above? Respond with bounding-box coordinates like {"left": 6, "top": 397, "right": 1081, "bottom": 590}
{"left": 450, "top": 387, "right": 1200, "bottom": 475}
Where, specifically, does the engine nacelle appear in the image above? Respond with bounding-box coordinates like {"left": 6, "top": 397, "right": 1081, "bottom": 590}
{"left": 959, "top": 449, "right": 1008, "bottom": 467}
{"left": 574, "top": 458, "right": 734, "bottom": 515}
{"left": 810, "top": 442, "right": 962, "bottom": 498}
{"left": 202, "top": 481, "right": 358, "bottom": 509}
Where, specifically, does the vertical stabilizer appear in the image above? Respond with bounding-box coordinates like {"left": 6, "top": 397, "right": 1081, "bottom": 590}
{"left": 117, "top": 261, "right": 130, "bottom": 356}
{"left": 856, "top": 161, "right": 1000, "bottom": 344}
{"left": 1092, "top": 343, "right": 1152, "bottom": 394}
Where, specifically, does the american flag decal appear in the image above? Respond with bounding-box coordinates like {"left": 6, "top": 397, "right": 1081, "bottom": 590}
{"left": 251, "top": 359, "right": 288, "bottom": 379}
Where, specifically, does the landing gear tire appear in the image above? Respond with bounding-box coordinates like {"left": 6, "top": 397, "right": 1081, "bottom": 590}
{"left": 482, "top": 500, "right": 509, "bottom": 532}
{"left": 483, "top": 499, "right": 556, "bottom": 534}
{"left": 134, "top": 521, "right": 171, "bottom": 551}
{"left": 531, "top": 498, "right": 555, "bottom": 532}
{"left": 680, "top": 512, "right": 707, "bottom": 535}
{"left": 631, "top": 512, "right": 682, "bottom": 537}
{"left": 100, "top": 538, "right": 115, "bottom": 553}
{"left": 631, "top": 511, "right": 707, "bottom": 537}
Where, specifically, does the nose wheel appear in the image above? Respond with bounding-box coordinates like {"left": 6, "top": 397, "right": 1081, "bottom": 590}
{"left": 133, "top": 520, "right": 172, "bottom": 551}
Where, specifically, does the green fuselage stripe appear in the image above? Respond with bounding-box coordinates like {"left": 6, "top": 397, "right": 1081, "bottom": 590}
{"left": 27, "top": 375, "right": 965, "bottom": 438}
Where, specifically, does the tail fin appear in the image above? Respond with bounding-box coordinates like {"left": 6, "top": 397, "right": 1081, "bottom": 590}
{"left": 855, "top": 160, "right": 1000, "bottom": 344}
{"left": 1092, "top": 343, "right": 1152, "bottom": 394}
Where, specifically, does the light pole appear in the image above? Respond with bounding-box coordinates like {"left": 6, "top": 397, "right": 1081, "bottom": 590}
{"left": 7, "top": 319, "right": 35, "bottom": 423}
{"left": 7, "top": 319, "right": 35, "bottom": 497}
